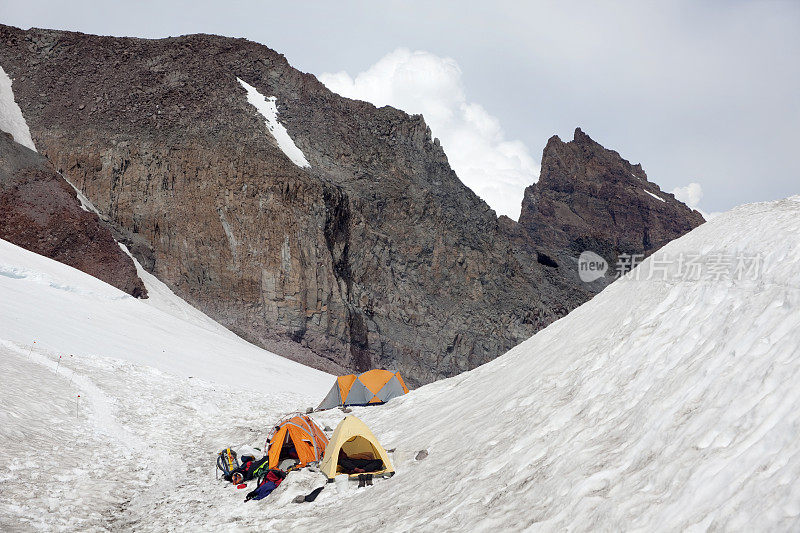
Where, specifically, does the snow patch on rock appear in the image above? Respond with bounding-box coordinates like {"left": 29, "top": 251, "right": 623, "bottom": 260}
{"left": 643, "top": 188, "right": 666, "bottom": 202}
{"left": 61, "top": 174, "right": 101, "bottom": 214}
{"left": 0, "top": 66, "right": 36, "bottom": 151}
{"left": 237, "top": 78, "right": 311, "bottom": 169}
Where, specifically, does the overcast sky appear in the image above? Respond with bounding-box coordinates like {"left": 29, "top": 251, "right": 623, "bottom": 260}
{"left": 2, "top": 1, "right": 798, "bottom": 217}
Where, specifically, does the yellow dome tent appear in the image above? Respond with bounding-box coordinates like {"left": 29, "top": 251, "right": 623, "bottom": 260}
{"left": 319, "top": 415, "right": 395, "bottom": 480}
{"left": 317, "top": 369, "right": 409, "bottom": 409}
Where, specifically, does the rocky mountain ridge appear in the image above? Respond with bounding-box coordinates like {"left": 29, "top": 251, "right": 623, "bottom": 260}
{"left": 520, "top": 128, "right": 705, "bottom": 267}
{"left": 0, "top": 24, "right": 703, "bottom": 385}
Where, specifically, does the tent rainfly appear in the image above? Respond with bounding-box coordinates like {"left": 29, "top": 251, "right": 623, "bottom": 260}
{"left": 266, "top": 415, "right": 328, "bottom": 470}
{"left": 317, "top": 369, "right": 409, "bottom": 410}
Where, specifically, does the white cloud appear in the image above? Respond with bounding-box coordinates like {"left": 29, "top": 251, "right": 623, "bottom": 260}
{"left": 671, "top": 182, "right": 719, "bottom": 220}
{"left": 319, "top": 48, "right": 537, "bottom": 219}
{"left": 671, "top": 183, "right": 703, "bottom": 209}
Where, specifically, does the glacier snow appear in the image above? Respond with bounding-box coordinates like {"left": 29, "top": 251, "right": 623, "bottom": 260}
{"left": 1, "top": 197, "right": 799, "bottom": 530}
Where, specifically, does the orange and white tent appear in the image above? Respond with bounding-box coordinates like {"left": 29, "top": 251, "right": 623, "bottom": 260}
{"left": 317, "top": 369, "right": 409, "bottom": 410}
{"left": 266, "top": 415, "right": 328, "bottom": 469}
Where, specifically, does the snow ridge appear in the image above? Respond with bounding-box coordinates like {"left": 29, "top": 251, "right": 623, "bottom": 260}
{"left": 237, "top": 78, "right": 311, "bottom": 168}
{"left": 0, "top": 65, "right": 36, "bottom": 151}
{"left": 272, "top": 196, "right": 800, "bottom": 531}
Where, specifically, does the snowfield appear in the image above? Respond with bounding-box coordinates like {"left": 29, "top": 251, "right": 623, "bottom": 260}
{"left": 1, "top": 196, "right": 800, "bottom": 531}
{"left": 0, "top": 239, "right": 331, "bottom": 397}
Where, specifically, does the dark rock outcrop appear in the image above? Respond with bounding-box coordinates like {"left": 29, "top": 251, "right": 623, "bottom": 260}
{"left": 0, "top": 131, "right": 147, "bottom": 297}
{"left": 520, "top": 128, "right": 705, "bottom": 271}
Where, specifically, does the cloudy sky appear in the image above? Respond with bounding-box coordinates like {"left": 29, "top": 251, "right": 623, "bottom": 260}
{"left": 3, "top": 1, "right": 798, "bottom": 217}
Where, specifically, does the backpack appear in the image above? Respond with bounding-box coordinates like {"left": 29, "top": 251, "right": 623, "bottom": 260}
{"left": 254, "top": 468, "right": 287, "bottom": 492}
{"left": 216, "top": 448, "right": 240, "bottom": 481}
{"left": 249, "top": 456, "right": 272, "bottom": 480}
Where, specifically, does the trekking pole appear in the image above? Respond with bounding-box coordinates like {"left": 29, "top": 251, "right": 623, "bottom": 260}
{"left": 56, "top": 355, "right": 62, "bottom": 372}
{"left": 27, "top": 340, "right": 36, "bottom": 359}
{"left": 76, "top": 395, "right": 80, "bottom": 418}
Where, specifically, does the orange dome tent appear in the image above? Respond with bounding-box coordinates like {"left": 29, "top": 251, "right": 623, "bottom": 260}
{"left": 318, "top": 369, "right": 409, "bottom": 410}
{"left": 266, "top": 415, "right": 328, "bottom": 470}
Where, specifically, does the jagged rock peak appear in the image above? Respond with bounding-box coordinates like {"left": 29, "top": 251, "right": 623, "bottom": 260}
{"left": 573, "top": 126, "right": 591, "bottom": 142}
{"left": 519, "top": 127, "right": 705, "bottom": 268}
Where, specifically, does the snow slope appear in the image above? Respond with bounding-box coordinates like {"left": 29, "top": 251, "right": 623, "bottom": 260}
{"left": 272, "top": 196, "right": 800, "bottom": 531}
{"left": 0, "top": 239, "right": 332, "bottom": 530}
{"left": 2, "top": 197, "right": 799, "bottom": 531}
{"left": 0, "top": 239, "right": 331, "bottom": 397}
{"left": 237, "top": 78, "right": 311, "bottom": 168}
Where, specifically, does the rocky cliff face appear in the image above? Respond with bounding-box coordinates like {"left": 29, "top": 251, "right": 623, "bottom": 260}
{"left": 0, "top": 25, "right": 701, "bottom": 386}
{"left": 0, "top": 131, "right": 146, "bottom": 297}
{"left": 520, "top": 128, "right": 705, "bottom": 271}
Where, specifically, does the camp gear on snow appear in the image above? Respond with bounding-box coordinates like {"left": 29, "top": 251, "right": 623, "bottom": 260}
{"left": 236, "top": 484, "right": 247, "bottom": 489}
{"left": 337, "top": 450, "right": 384, "bottom": 473}
{"left": 216, "top": 448, "right": 240, "bottom": 481}
{"left": 319, "top": 416, "right": 394, "bottom": 480}
{"left": 355, "top": 474, "right": 374, "bottom": 488}
{"left": 294, "top": 486, "right": 325, "bottom": 503}
{"left": 237, "top": 444, "right": 260, "bottom": 461}
{"left": 228, "top": 455, "right": 272, "bottom": 484}
{"left": 255, "top": 468, "right": 287, "bottom": 489}
{"left": 318, "top": 370, "right": 409, "bottom": 409}
{"left": 245, "top": 481, "right": 277, "bottom": 502}
{"left": 247, "top": 456, "right": 272, "bottom": 480}
{"left": 266, "top": 415, "right": 328, "bottom": 471}
{"left": 245, "top": 469, "right": 286, "bottom": 501}
{"left": 355, "top": 473, "right": 375, "bottom": 487}
{"left": 278, "top": 458, "right": 299, "bottom": 471}
{"left": 304, "top": 486, "right": 324, "bottom": 502}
